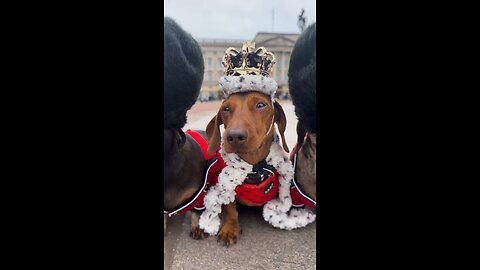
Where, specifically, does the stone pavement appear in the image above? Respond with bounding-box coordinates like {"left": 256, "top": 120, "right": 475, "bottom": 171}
{"left": 164, "top": 100, "right": 316, "bottom": 270}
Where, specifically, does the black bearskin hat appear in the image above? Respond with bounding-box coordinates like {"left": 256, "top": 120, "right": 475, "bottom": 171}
{"left": 164, "top": 17, "right": 204, "bottom": 129}
{"left": 288, "top": 23, "right": 316, "bottom": 133}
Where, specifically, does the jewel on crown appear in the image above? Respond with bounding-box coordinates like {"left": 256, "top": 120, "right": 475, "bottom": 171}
{"left": 222, "top": 41, "right": 276, "bottom": 77}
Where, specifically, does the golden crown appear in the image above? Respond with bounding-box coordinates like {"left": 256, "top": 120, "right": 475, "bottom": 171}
{"left": 222, "top": 41, "right": 276, "bottom": 76}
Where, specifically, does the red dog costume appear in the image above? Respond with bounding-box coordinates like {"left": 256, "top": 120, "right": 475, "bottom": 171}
{"left": 164, "top": 130, "right": 316, "bottom": 217}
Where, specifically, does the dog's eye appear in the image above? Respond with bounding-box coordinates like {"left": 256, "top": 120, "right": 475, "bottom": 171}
{"left": 256, "top": 102, "right": 266, "bottom": 109}
{"left": 223, "top": 107, "right": 230, "bottom": 112}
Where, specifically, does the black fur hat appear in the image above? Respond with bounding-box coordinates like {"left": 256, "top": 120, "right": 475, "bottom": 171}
{"left": 288, "top": 23, "right": 316, "bottom": 133}
{"left": 164, "top": 17, "right": 204, "bottom": 129}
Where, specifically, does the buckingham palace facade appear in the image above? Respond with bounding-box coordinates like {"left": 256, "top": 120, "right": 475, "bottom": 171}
{"left": 197, "top": 32, "right": 300, "bottom": 101}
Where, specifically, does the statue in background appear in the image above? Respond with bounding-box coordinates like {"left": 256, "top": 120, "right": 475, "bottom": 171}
{"left": 297, "top": 9, "right": 307, "bottom": 32}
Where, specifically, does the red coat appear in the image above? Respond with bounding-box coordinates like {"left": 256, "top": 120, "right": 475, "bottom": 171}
{"left": 193, "top": 130, "right": 281, "bottom": 206}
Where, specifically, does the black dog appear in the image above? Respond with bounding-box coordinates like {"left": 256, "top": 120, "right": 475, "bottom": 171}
{"left": 288, "top": 23, "right": 317, "bottom": 204}
{"left": 163, "top": 17, "right": 207, "bottom": 239}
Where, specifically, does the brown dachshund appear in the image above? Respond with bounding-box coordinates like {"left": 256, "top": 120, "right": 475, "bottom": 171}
{"left": 291, "top": 121, "right": 316, "bottom": 203}
{"left": 164, "top": 129, "right": 208, "bottom": 239}
{"left": 205, "top": 91, "right": 289, "bottom": 245}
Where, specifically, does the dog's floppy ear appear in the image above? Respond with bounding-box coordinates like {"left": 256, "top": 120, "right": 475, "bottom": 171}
{"left": 274, "top": 101, "right": 289, "bottom": 153}
{"left": 206, "top": 109, "right": 223, "bottom": 155}
{"left": 294, "top": 121, "right": 307, "bottom": 155}
{"left": 164, "top": 128, "right": 186, "bottom": 155}
{"left": 174, "top": 128, "right": 186, "bottom": 149}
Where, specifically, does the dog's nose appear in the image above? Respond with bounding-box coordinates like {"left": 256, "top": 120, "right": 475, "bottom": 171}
{"left": 227, "top": 129, "right": 248, "bottom": 145}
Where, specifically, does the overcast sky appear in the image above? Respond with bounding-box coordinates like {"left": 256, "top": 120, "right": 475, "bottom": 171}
{"left": 164, "top": 0, "right": 316, "bottom": 40}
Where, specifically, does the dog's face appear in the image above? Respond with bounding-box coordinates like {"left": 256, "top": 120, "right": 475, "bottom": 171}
{"left": 219, "top": 92, "right": 273, "bottom": 154}
{"left": 206, "top": 92, "right": 289, "bottom": 164}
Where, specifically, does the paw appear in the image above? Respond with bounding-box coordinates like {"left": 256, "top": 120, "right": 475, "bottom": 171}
{"left": 190, "top": 226, "right": 207, "bottom": 240}
{"left": 217, "top": 223, "right": 241, "bottom": 247}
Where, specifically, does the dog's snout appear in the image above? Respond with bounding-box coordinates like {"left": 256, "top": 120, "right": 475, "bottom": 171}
{"left": 227, "top": 129, "right": 248, "bottom": 145}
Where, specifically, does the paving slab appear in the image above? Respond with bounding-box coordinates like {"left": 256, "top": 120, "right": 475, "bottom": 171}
{"left": 169, "top": 206, "right": 316, "bottom": 270}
